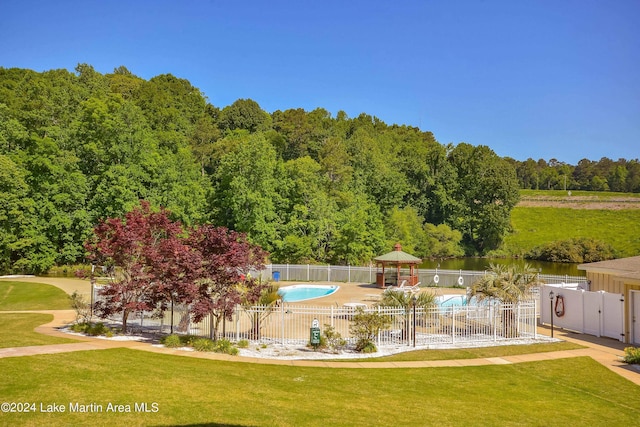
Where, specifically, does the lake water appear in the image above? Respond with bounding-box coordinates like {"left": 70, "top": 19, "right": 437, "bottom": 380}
{"left": 419, "top": 257, "right": 584, "bottom": 276}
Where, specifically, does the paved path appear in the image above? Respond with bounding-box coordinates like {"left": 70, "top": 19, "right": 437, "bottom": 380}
{"left": 1, "top": 277, "right": 639, "bottom": 386}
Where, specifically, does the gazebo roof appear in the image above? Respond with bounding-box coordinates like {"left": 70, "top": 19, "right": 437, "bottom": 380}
{"left": 374, "top": 243, "right": 422, "bottom": 264}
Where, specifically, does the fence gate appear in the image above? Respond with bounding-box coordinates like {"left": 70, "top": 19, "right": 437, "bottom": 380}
{"left": 540, "top": 285, "right": 624, "bottom": 342}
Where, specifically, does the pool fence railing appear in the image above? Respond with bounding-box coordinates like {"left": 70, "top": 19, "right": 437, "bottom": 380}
{"left": 107, "top": 300, "right": 538, "bottom": 348}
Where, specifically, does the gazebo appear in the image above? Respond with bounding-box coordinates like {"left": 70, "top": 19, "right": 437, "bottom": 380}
{"left": 374, "top": 243, "right": 422, "bottom": 288}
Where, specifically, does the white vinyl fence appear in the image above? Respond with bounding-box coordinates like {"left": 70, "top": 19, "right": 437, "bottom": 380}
{"left": 111, "top": 300, "right": 538, "bottom": 348}
{"left": 260, "top": 264, "right": 587, "bottom": 289}
{"left": 539, "top": 285, "right": 624, "bottom": 341}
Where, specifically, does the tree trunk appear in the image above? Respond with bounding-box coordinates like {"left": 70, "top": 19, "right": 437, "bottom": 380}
{"left": 502, "top": 309, "right": 517, "bottom": 338}
{"left": 122, "top": 310, "right": 130, "bottom": 334}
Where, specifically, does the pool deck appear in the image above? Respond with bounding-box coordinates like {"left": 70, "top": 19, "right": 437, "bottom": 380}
{"left": 273, "top": 280, "right": 466, "bottom": 307}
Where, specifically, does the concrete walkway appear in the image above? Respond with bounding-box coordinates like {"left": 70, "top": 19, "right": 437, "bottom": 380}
{"left": 1, "top": 309, "right": 639, "bottom": 386}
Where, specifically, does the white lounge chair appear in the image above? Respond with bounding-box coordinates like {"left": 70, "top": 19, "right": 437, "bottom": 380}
{"left": 405, "top": 282, "right": 422, "bottom": 294}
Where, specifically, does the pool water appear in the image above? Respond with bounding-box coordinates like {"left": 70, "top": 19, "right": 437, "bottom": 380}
{"left": 278, "top": 285, "right": 340, "bottom": 302}
{"left": 435, "top": 294, "right": 481, "bottom": 307}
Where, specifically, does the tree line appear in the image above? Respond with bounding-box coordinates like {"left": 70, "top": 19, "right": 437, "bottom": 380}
{"left": 0, "top": 64, "right": 625, "bottom": 274}
{"left": 510, "top": 157, "right": 640, "bottom": 192}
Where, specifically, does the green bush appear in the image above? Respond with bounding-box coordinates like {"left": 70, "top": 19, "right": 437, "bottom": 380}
{"left": 87, "top": 322, "right": 110, "bottom": 336}
{"left": 526, "top": 237, "right": 616, "bottom": 263}
{"left": 162, "top": 334, "right": 182, "bottom": 348}
{"left": 236, "top": 339, "right": 249, "bottom": 348}
{"left": 68, "top": 291, "right": 91, "bottom": 323}
{"left": 70, "top": 323, "right": 89, "bottom": 333}
{"left": 193, "top": 338, "right": 216, "bottom": 352}
{"left": 70, "top": 322, "right": 112, "bottom": 337}
{"left": 355, "top": 340, "right": 377, "bottom": 353}
{"left": 622, "top": 347, "right": 640, "bottom": 364}
{"left": 213, "top": 338, "right": 238, "bottom": 355}
{"left": 323, "top": 325, "right": 346, "bottom": 353}
{"left": 349, "top": 309, "right": 391, "bottom": 353}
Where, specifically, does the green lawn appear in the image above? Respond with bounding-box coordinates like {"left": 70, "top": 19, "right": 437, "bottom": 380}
{"left": 355, "top": 341, "right": 584, "bottom": 362}
{"left": 505, "top": 207, "right": 640, "bottom": 257}
{"left": 0, "top": 281, "right": 70, "bottom": 311}
{"left": 0, "top": 348, "right": 638, "bottom": 426}
{"left": 0, "top": 313, "right": 78, "bottom": 348}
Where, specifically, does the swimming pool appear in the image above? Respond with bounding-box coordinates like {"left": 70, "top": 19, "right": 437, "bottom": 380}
{"left": 436, "top": 294, "right": 470, "bottom": 307}
{"left": 277, "top": 284, "right": 340, "bottom": 302}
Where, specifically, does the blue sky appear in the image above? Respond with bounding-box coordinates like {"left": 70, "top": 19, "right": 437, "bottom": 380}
{"left": 1, "top": 0, "right": 638, "bottom": 164}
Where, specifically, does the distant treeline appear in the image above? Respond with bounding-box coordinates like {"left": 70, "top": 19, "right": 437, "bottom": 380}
{"left": 0, "top": 65, "right": 625, "bottom": 274}
{"left": 509, "top": 157, "right": 640, "bottom": 192}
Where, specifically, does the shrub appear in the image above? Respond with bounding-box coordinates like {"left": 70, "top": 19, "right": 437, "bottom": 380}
{"left": 87, "top": 322, "right": 110, "bottom": 336}
{"left": 68, "top": 291, "right": 91, "bottom": 323}
{"left": 622, "top": 347, "right": 640, "bottom": 364}
{"left": 349, "top": 308, "right": 391, "bottom": 353}
{"left": 237, "top": 339, "right": 249, "bottom": 348}
{"left": 162, "top": 334, "right": 182, "bottom": 348}
{"left": 213, "top": 338, "right": 238, "bottom": 355}
{"left": 323, "top": 325, "right": 346, "bottom": 353}
{"left": 527, "top": 238, "right": 616, "bottom": 263}
{"left": 70, "top": 323, "right": 89, "bottom": 333}
{"left": 193, "top": 338, "right": 216, "bottom": 352}
{"left": 355, "top": 340, "right": 377, "bottom": 353}
{"left": 70, "top": 322, "right": 112, "bottom": 337}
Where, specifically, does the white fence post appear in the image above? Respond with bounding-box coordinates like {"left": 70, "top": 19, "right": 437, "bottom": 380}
{"left": 281, "top": 303, "right": 285, "bottom": 345}
{"left": 451, "top": 308, "right": 456, "bottom": 345}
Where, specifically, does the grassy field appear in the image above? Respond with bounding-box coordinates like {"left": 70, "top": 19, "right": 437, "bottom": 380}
{"left": 0, "top": 313, "right": 78, "bottom": 348}
{"left": 357, "top": 341, "right": 584, "bottom": 362}
{"left": 0, "top": 281, "right": 70, "bottom": 311}
{"left": 0, "top": 348, "right": 639, "bottom": 427}
{"left": 505, "top": 207, "right": 640, "bottom": 257}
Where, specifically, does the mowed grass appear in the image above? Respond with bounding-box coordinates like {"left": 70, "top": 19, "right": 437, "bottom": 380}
{"left": 0, "top": 348, "right": 638, "bottom": 427}
{"left": 356, "top": 341, "right": 584, "bottom": 362}
{"left": 0, "top": 281, "right": 70, "bottom": 310}
{"left": 0, "top": 313, "right": 78, "bottom": 348}
{"left": 505, "top": 207, "right": 640, "bottom": 257}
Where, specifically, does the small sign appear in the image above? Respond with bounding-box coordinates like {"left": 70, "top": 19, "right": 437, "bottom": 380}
{"left": 310, "top": 318, "right": 321, "bottom": 347}
{"left": 310, "top": 327, "right": 321, "bottom": 346}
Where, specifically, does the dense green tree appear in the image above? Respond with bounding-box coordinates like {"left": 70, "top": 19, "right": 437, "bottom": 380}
{"left": 218, "top": 99, "right": 271, "bottom": 133}
{"left": 0, "top": 155, "right": 38, "bottom": 273}
{"left": 210, "top": 132, "right": 281, "bottom": 252}
{"left": 274, "top": 156, "right": 337, "bottom": 263}
{"left": 330, "top": 193, "right": 385, "bottom": 265}
{"left": 383, "top": 206, "right": 425, "bottom": 255}
{"left": 419, "top": 223, "right": 464, "bottom": 258}
{"left": 396, "top": 130, "right": 457, "bottom": 225}
{"left": 448, "top": 144, "right": 520, "bottom": 254}
{"left": 271, "top": 107, "right": 331, "bottom": 160}
{"left": 13, "top": 136, "right": 91, "bottom": 265}
{"left": 348, "top": 128, "right": 409, "bottom": 213}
